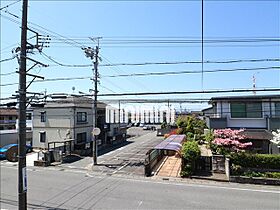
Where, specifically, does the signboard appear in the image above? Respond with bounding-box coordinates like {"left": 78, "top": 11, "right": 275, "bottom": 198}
{"left": 23, "top": 167, "right": 27, "bottom": 192}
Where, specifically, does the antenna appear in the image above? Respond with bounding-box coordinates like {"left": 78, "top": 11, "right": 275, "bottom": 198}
{"left": 252, "top": 72, "right": 260, "bottom": 95}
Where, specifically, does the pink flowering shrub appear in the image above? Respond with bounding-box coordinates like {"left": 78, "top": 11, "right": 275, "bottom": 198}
{"left": 211, "top": 128, "right": 252, "bottom": 155}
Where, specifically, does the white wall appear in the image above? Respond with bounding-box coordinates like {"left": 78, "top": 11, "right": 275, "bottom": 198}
{"left": 217, "top": 101, "right": 268, "bottom": 129}
{"left": 32, "top": 106, "right": 94, "bottom": 149}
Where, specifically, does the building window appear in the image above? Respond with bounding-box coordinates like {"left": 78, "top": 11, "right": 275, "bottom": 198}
{"left": 40, "top": 131, "right": 46, "bottom": 143}
{"left": 113, "top": 127, "right": 118, "bottom": 135}
{"left": 77, "top": 112, "right": 87, "bottom": 123}
{"left": 77, "top": 132, "right": 87, "bottom": 144}
{"left": 275, "top": 102, "right": 280, "bottom": 117}
{"left": 26, "top": 113, "right": 32, "bottom": 120}
{"left": 40, "top": 112, "right": 46, "bottom": 122}
{"left": 231, "top": 102, "right": 262, "bottom": 118}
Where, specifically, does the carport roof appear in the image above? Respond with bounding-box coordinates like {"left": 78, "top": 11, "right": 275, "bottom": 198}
{"left": 154, "top": 135, "right": 186, "bottom": 152}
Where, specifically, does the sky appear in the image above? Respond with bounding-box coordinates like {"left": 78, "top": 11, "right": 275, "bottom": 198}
{"left": 1, "top": 0, "right": 279, "bottom": 111}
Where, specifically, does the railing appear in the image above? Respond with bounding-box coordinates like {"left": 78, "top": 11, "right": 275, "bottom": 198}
{"left": 0, "top": 120, "right": 17, "bottom": 124}
{"left": 144, "top": 149, "right": 164, "bottom": 176}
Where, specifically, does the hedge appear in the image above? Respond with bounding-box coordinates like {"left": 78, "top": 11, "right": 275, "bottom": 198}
{"left": 230, "top": 153, "right": 280, "bottom": 170}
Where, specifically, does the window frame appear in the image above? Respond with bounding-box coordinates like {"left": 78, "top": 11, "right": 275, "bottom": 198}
{"left": 40, "top": 111, "right": 46, "bottom": 122}
{"left": 39, "top": 131, "right": 46, "bottom": 143}
{"left": 26, "top": 113, "right": 32, "bottom": 120}
{"left": 230, "top": 102, "right": 263, "bottom": 119}
{"left": 77, "top": 112, "right": 87, "bottom": 123}
{"left": 275, "top": 102, "right": 280, "bottom": 117}
{"left": 76, "top": 132, "right": 87, "bottom": 144}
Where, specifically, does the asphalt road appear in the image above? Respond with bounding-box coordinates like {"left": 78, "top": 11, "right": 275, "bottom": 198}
{"left": 1, "top": 166, "right": 279, "bottom": 210}
{"left": 60, "top": 127, "right": 163, "bottom": 176}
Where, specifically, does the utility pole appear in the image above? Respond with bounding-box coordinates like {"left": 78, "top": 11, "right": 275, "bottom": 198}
{"left": 18, "top": 0, "right": 28, "bottom": 209}
{"left": 83, "top": 37, "right": 101, "bottom": 165}
{"left": 93, "top": 45, "right": 99, "bottom": 165}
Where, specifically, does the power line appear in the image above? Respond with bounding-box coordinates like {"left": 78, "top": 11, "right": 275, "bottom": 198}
{"left": 36, "top": 56, "right": 280, "bottom": 68}
{"left": 47, "top": 44, "right": 280, "bottom": 48}
{"left": 0, "top": 56, "right": 16, "bottom": 63}
{"left": 1, "top": 12, "right": 85, "bottom": 49}
{"left": 0, "top": 0, "right": 20, "bottom": 11}
{"left": 50, "top": 38, "right": 280, "bottom": 44}
{"left": 0, "top": 71, "right": 17, "bottom": 76}
{"left": 97, "top": 88, "right": 280, "bottom": 97}
{"left": 1, "top": 66, "right": 279, "bottom": 87}
{"left": 99, "top": 58, "right": 280, "bottom": 67}
{"left": 40, "top": 51, "right": 92, "bottom": 67}
{"left": 102, "top": 66, "right": 280, "bottom": 78}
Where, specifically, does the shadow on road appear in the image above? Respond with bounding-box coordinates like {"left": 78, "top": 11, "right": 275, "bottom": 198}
{"left": 0, "top": 198, "right": 71, "bottom": 210}
{"left": 97, "top": 140, "right": 133, "bottom": 156}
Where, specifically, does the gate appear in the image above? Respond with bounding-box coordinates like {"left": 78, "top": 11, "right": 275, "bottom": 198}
{"left": 195, "top": 156, "right": 212, "bottom": 172}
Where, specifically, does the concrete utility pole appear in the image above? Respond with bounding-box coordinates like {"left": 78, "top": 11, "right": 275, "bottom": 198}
{"left": 83, "top": 38, "right": 101, "bottom": 165}
{"left": 93, "top": 45, "right": 99, "bottom": 165}
{"left": 18, "top": 0, "right": 28, "bottom": 209}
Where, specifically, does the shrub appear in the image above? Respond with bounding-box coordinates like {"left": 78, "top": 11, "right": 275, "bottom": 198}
{"left": 232, "top": 169, "right": 280, "bottom": 179}
{"left": 161, "top": 121, "right": 168, "bottom": 129}
{"left": 230, "top": 153, "right": 280, "bottom": 170}
{"left": 181, "top": 141, "right": 201, "bottom": 177}
{"left": 264, "top": 172, "right": 280, "bottom": 179}
{"left": 176, "top": 115, "right": 207, "bottom": 136}
{"left": 182, "top": 141, "right": 201, "bottom": 161}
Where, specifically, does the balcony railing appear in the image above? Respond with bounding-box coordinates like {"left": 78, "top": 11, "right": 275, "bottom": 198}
{"left": 0, "top": 120, "right": 17, "bottom": 125}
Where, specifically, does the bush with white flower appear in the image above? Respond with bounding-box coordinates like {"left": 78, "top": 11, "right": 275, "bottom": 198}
{"left": 270, "top": 129, "right": 280, "bottom": 146}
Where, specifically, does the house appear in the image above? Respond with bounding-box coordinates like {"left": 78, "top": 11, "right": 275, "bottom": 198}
{"left": 0, "top": 108, "right": 18, "bottom": 130}
{"left": 31, "top": 95, "right": 127, "bottom": 153}
{"left": 0, "top": 108, "right": 33, "bottom": 147}
{"left": 202, "top": 94, "right": 280, "bottom": 130}
{"left": 202, "top": 94, "right": 280, "bottom": 153}
{"left": 0, "top": 108, "right": 33, "bottom": 131}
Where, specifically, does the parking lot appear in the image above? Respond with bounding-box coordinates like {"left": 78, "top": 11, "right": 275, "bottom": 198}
{"left": 62, "top": 127, "right": 163, "bottom": 176}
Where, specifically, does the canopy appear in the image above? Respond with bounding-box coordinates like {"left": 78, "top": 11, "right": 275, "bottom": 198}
{"left": 154, "top": 135, "right": 186, "bottom": 152}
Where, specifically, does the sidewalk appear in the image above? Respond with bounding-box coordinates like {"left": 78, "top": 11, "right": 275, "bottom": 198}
{"left": 191, "top": 172, "right": 228, "bottom": 182}
{"left": 155, "top": 155, "right": 181, "bottom": 177}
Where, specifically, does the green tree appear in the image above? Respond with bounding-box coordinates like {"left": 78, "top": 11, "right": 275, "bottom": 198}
{"left": 176, "top": 115, "right": 207, "bottom": 137}
{"left": 181, "top": 141, "right": 201, "bottom": 177}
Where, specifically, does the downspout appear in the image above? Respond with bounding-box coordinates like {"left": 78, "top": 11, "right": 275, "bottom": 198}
{"left": 220, "top": 101, "right": 223, "bottom": 117}
{"left": 73, "top": 107, "right": 76, "bottom": 151}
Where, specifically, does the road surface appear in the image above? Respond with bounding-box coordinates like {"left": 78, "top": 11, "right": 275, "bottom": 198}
{"left": 0, "top": 165, "right": 279, "bottom": 209}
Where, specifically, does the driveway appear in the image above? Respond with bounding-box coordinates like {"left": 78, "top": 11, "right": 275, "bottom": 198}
{"left": 61, "top": 127, "right": 163, "bottom": 176}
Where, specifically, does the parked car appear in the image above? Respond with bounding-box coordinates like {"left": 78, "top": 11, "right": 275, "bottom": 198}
{"left": 139, "top": 123, "right": 145, "bottom": 127}
{"left": 143, "top": 125, "right": 156, "bottom": 130}
{"left": 0, "top": 144, "right": 33, "bottom": 160}
{"left": 143, "top": 125, "right": 150, "bottom": 130}
{"left": 127, "top": 123, "right": 133, "bottom": 128}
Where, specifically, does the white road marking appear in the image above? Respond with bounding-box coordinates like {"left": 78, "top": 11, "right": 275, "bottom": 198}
{"left": 127, "top": 178, "right": 280, "bottom": 194}
{"left": 112, "top": 162, "right": 130, "bottom": 174}
{"left": 138, "top": 201, "right": 143, "bottom": 208}
{"left": 2, "top": 164, "right": 279, "bottom": 194}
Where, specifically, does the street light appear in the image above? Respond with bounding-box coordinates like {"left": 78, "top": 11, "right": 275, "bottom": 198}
{"left": 92, "top": 127, "right": 101, "bottom": 164}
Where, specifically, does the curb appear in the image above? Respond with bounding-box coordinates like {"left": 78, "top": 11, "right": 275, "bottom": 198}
{"left": 190, "top": 175, "right": 229, "bottom": 183}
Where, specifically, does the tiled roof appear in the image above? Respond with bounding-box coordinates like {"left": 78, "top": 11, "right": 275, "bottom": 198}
{"left": 0, "top": 109, "right": 18, "bottom": 116}
{"left": 241, "top": 129, "right": 273, "bottom": 140}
